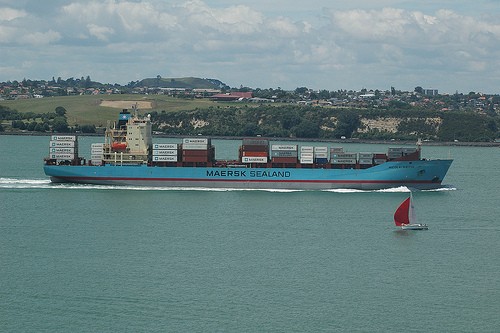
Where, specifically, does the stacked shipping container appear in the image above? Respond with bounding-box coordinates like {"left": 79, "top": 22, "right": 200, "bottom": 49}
{"left": 90, "top": 143, "right": 104, "bottom": 165}
{"left": 49, "top": 135, "right": 78, "bottom": 162}
{"left": 182, "top": 138, "right": 214, "bottom": 163}
{"left": 240, "top": 138, "right": 269, "bottom": 164}
{"left": 300, "top": 146, "right": 314, "bottom": 164}
{"left": 271, "top": 144, "right": 298, "bottom": 164}
{"left": 152, "top": 143, "right": 178, "bottom": 162}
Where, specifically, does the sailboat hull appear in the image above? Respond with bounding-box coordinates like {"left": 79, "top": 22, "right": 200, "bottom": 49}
{"left": 401, "top": 224, "right": 428, "bottom": 230}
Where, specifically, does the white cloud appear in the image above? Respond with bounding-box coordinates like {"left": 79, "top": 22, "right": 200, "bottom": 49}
{"left": 87, "top": 24, "right": 114, "bottom": 41}
{"left": 20, "top": 30, "right": 61, "bottom": 45}
{"left": 181, "top": 0, "right": 264, "bottom": 34}
{"left": 0, "top": 7, "right": 27, "bottom": 21}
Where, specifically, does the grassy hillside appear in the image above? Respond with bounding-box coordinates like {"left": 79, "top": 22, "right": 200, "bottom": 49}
{"left": 139, "top": 77, "right": 227, "bottom": 89}
{"left": 0, "top": 95, "right": 218, "bottom": 126}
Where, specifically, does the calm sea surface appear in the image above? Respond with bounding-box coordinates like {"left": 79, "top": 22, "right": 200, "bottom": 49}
{"left": 1, "top": 135, "right": 499, "bottom": 332}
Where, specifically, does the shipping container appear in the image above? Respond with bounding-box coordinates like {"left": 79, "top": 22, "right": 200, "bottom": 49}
{"left": 241, "top": 144, "right": 269, "bottom": 152}
{"left": 314, "top": 158, "right": 329, "bottom": 164}
{"left": 300, "top": 152, "right": 314, "bottom": 158}
{"left": 271, "top": 157, "right": 298, "bottom": 164}
{"left": 49, "top": 140, "right": 75, "bottom": 148}
{"left": 374, "top": 159, "right": 387, "bottom": 164}
{"left": 330, "top": 147, "right": 344, "bottom": 153}
{"left": 50, "top": 147, "right": 74, "bottom": 154}
{"left": 182, "top": 150, "right": 210, "bottom": 157}
{"left": 242, "top": 151, "right": 268, "bottom": 157}
{"left": 91, "top": 148, "right": 103, "bottom": 154}
{"left": 153, "top": 155, "right": 178, "bottom": 162}
{"left": 183, "top": 138, "right": 210, "bottom": 145}
{"left": 271, "top": 151, "right": 298, "bottom": 157}
{"left": 50, "top": 153, "right": 75, "bottom": 160}
{"left": 51, "top": 135, "right": 76, "bottom": 141}
{"left": 313, "top": 152, "right": 328, "bottom": 158}
{"left": 91, "top": 143, "right": 104, "bottom": 148}
{"left": 300, "top": 158, "right": 314, "bottom": 164}
{"left": 153, "top": 143, "right": 178, "bottom": 150}
{"left": 242, "top": 138, "right": 268, "bottom": 146}
{"left": 314, "top": 146, "right": 328, "bottom": 153}
{"left": 331, "top": 158, "right": 357, "bottom": 164}
{"left": 182, "top": 143, "right": 209, "bottom": 150}
{"left": 91, "top": 154, "right": 103, "bottom": 160}
{"left": 300, "top": 146, "right": 314, "bottom": 153}
{"left": 332, "top": 153, "right": 357, "bottom": 159}
{"left": 359, "top": 158, "right": 374, "bottom": 165}
{"left": 271, "top": 144, "right": 297, "bottom": 151}
{"left": 241, "top": 156, "right": 268, "bottom": 163}
{"left": 90, "top": 160, "right": 103, "bottom": 166}
{"left": 182, "top": 156, "right": 210, "bottom": 163}
{"left": 152, "top": 149, "right": 178, "bottom": 156}
{"left": 359, "top": 153, "right": 374, "bottom": 159}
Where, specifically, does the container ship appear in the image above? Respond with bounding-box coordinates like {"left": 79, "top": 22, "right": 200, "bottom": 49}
{"left": 43, "top": 110, "right": 453, "bottom": 190}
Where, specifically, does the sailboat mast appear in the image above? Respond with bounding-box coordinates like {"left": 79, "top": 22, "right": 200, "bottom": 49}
{"left": 409, "top": 192, "right": 417, "bottom": 224}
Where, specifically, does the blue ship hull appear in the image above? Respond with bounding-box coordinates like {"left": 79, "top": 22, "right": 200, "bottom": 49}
{"left": 44, "top": 159, "right": 453, "bottom": 190}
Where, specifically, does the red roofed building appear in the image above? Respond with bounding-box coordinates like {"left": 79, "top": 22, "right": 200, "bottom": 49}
{"left": 210, "top": 92, "right": 253, "bottom": 101}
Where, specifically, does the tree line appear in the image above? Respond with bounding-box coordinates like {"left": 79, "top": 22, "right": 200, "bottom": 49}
{"left": 0, "top": 105, "right": 96, "bottom": 133}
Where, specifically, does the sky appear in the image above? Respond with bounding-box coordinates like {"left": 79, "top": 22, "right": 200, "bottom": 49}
{"left": 1, "top": 0, "right": 500, "bottom": 94}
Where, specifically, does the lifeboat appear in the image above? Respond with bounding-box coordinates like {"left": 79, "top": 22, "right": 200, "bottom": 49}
{"left": 112, "top": 142, "right": 127, "bottom": 151}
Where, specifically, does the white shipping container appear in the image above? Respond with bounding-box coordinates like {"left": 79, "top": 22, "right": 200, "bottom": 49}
{"left": 183, "top": 138, "right": 209, "bottom": 145}
{"left": 182, "top": 143, "right": 209, "bottom": 150}
{"left": 332, "top": 153, "right": 357, "bottom": 159}
{"left": 271, "top": 144, "right": 297, "bottom": 151}
{"left": 153, "top": 143, "right": 178, "bottom": 150}
{"left": 271, "top": 151, "right": 298, "bottom": 157}
{"left": 241, "top": 156, "right": 268, "bottom": 163}
{"left": 50, "top": 153, "right": 74, "bottom": 160}
{"left": 331, "top": 158, "right": 357, "bottom": 164}
{"left": 153, "top": 155, "right": 178, "bottom": 162}
{"left": 91, "top": 154, "right": 103, "bottom": 160}
{"left": 91, "top": 148, "right": 103, "bottom": 154}
{"left": 152, "top": 149, "right": 178, "bottom": 156}
{"left": 50, "top": 147, "right": 74, "bottom": 154}
{"left": 300, "top": 146, "right": 314, "bottom": 153}
{"left": 330, "top": 147, "right": 344, "bottom": 153}
{"left": 359, "top": 158, "right": 374, "bottom": 164}
{"left": 90, "top": 160, "right": 103, "bottom": 166}
{"left": 300, "top": 152, "right": 314, "bottom": 158}
{"left": 51, "top": 135, "right": 76, "bottom": 141}
{"left": 314, "top": 152, "right": 328, "bottom": 158}
{"left": 91, "top": 143, "right": 104, "bottom": 148}
{"left": 300, "top": 158, "right": 314, "bottom": 164}
{"left": 314, "top": 146, "right": 328, "bottom": 153}
{"left": 50, "top": 140, "right": 75, "bottom": 148}
{"left": 359, "top": 153, "right": 374, "bottom": 158}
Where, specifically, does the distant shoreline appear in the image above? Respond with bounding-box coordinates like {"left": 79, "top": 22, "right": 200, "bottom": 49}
{"left": 2, "top": 131, "right": 499, "bottom": 147}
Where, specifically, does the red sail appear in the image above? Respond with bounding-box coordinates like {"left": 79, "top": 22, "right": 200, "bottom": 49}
{"left": 394, "top": 197, "right": 410, "bottom": 226}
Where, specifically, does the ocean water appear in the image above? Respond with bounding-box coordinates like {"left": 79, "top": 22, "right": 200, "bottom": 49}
{"left": 0, "top": 135, "right": 499, "bottom": 332}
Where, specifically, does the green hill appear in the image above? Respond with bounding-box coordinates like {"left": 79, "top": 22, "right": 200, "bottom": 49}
{"left": 138, "top": 77, "right": 229, "bottom": 89}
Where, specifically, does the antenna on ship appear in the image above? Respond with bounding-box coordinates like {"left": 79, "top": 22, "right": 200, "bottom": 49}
{"left": 132, "top": 102, "right": 139, "bottom": 118}
{"left": 416, "top": 138, "right": 422, "bottom": 159}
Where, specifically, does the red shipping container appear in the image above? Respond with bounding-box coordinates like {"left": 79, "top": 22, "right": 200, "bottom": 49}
{"left": 242, "top": 151, "right": 268, "bottom": 157}
{"left": 182, "top": 156, "right": 209, "bottom": 162}
{"left": 272, "top": 157, "right": 298, "bottom": 164}
{"left": 182, "top": 150, "right": 209, "bottom": 157}
{"left": 241, "top": 144, "right": 269, "bottom": 152}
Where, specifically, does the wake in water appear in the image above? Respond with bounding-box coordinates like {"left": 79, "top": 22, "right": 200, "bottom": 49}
{"left": 0, "top": 177, "right": 457, "bottom": 193}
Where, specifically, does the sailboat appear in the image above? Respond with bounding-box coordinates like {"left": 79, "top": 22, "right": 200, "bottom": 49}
{"left": 394, "top": 192, "right": 428, "bottom": 230}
